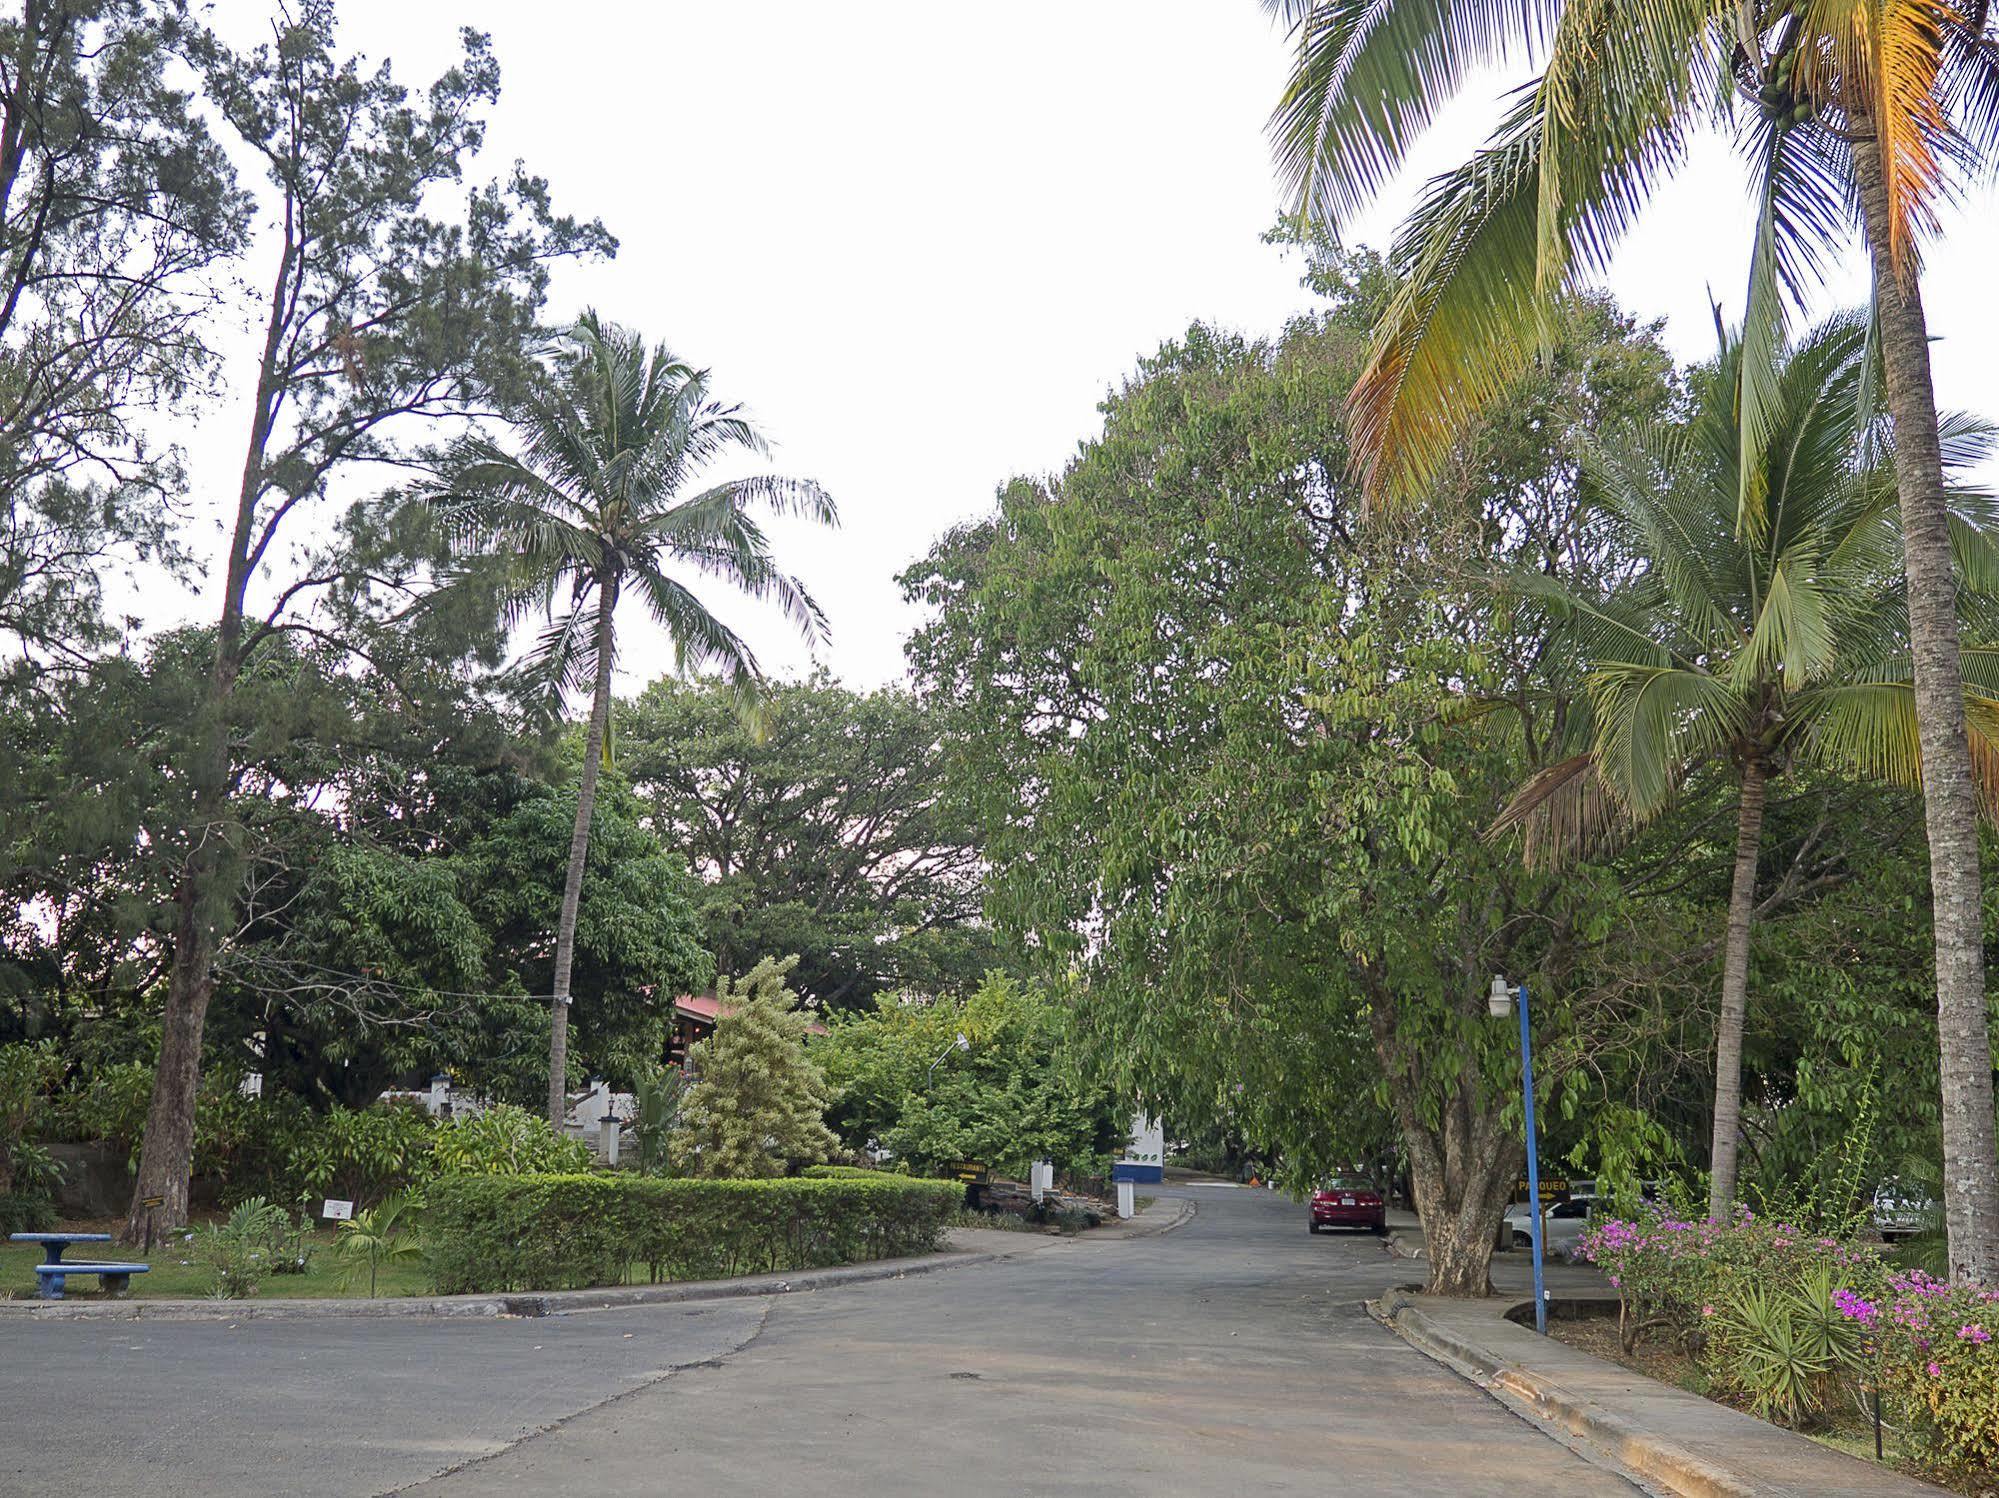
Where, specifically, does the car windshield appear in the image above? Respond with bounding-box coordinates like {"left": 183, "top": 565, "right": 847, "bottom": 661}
{"left": 1323, "top": 1177, "right": 1373, "bottom": 1192}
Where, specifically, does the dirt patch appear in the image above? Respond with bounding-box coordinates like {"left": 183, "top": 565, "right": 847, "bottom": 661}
{"left": 1547, "top": 1313, "right": 1709, "bottom": 1396}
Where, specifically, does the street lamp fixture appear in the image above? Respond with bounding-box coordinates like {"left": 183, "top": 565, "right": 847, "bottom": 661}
{"left": 926, "top": 1033, "right": 970, "bottom": 1079}
{"left": 1490, "top": 975, "right": 1547, "bottom": 1336}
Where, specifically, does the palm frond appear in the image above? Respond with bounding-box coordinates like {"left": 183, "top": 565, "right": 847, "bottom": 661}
{"left": 1738, "top": 112, "right": 1853, "bottom": 527}
{"left": 1265, "top": 0, "right": 1556, "bottom": 231}
{"left": 1590, "top": 662, "right": 1748, "bottom": 816}
{"left": 1486, "top": 751, "right": 1627, "bottom": 868}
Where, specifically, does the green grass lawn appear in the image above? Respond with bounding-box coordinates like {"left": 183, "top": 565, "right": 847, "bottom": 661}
{"left": 1, "top": 1227, "right": 432, "bottom": 1303}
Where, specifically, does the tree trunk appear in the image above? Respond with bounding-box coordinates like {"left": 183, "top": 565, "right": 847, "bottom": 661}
{"left": 547, "top": 578, "right": 619, "bottom": 1127}
{"left": 119, "top": 226, "right": 295, "bottom": 1244}
{"left": 1707, "top": 759, "right": 1766, "bottom": 1217}
{"left": 1852, "top": 138, "right": 1999, "bottom": 1284}
{"left": 1375, "top": 1008, "right": 1523, "bottom": 1296}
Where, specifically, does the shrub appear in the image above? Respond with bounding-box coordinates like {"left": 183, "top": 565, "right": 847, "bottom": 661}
{"left": 629, "top": 1067, "right": 686, "bottom": 1176}
{"left": 1843, "top": 1269, "right": 1999, "bottom": 1472}
{"left": 1584, "top": 1205, "right": 1999, "bottom": 1475}
{"left": 430, "top": 1103, "right": 593, "bottom": 1178}
{"left": 672, "top": 957, "right": 837, "bottom": 1178}
{"left": 283, "top": 1102, "right": 436, "bottom": 1205}
{"left": 1, "top": 1042, "right": 65, "bottom": 1230}
{"left": 799, "top": 1164, "right": 903, "bottom": 1180}
{"left": 423, "top": 1172, "right": 963, "bottom": 1294}
{"left": 192, "top": 1198, "right": 295, "bottom": 1299}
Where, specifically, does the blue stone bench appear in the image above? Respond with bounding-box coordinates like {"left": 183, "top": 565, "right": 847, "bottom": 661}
{"left": 35, "top": 1261, "right": 150, "bottom": 1300}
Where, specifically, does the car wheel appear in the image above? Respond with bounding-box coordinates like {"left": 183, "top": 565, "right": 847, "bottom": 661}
{"left": 1308, "top": 1222, "right": 1320, "bottom": 1234}
{"left": 1512, "top": 1232, "right": 1530, "bottom": 1250}
{"left": 1371, "top": 1220, "right": 1387, "bottom": 1236}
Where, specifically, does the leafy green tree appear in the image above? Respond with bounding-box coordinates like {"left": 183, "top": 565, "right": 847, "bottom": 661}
{"left": 619, "top": 673, "right": 1003, "bottom": 1010}
{"left": 122, "top": 3, "right": 610, "bottom": 1240}
{"left": 423, "top": 313, "right": 835, "bottom": 1128}
{"left": 0, "top": 0, "right": 246, "bottom": 670}
{"left": 904, "top": 275, "right": 1689, "bottom": 1293}
{"left": 454, "top": 766, "right": 711, "bottom": 1103}
{"left": 817, "top": 975, "right": 1126, "bottom": 1178}
{"left": 671, "top": 956, "right": 836, "bottom": 1179}
{"left": 1492, "top": 313, "right": 1999, "bottom": 1213}
{"left": 1266, "top": 0, "right": 1999, "bottom": 1280}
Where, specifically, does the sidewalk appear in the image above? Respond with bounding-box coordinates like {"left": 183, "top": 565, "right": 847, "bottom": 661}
{"left": 1377, "top": 1269, "right": 1943, "bottom": 1497}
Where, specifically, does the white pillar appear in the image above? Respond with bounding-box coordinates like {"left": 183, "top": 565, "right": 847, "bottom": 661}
{"left": 1116, "top": 1181, "right": 1135, "bottom": 1219}
{"left": 598, "top": 1113, "right": 621, "bottom": 1166}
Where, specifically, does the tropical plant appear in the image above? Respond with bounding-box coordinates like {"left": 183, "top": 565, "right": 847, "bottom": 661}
{"left": 1267, "top": 0, "right": 1999, "bottom": 1281}
{"left": 193, "top": 1197, "right": 290, "bottom": 1299}
{"left": 0, "top": 1040, "right": 62, "bottom": 1202}
{"left": 429, "top": 1104, "right": 593, "bottom": 1178}
{"left": 629, "top": 1066, "right": 687, "bottom": 1176}
{"left": 334, "top": 1193, "right": 424, "bottom": 1298}
{"left": 1490, "top": 314, "right": 1999, "bottom": 1214}
{"left": 671, "top": 956, "right": 838, "bottom": 1179}
{"left": 423, "top": 313, "right": 836, "bottom": 1127}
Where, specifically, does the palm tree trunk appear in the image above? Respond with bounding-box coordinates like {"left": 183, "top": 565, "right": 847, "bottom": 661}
{"left": 1708, "top": 759, "right": 1766, "bottom": 1218}
{"left": 546, "top": 577, "right": 620, "bottom": 1128}
{"left": 1852, "top": 138, "right": 1999, "bottom": 1284}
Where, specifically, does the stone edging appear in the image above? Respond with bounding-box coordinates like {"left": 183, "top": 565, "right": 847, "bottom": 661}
{"left": 1, "top": 1248, "right": 1005, "bottom": 1323}
{"left": 1375, "top": 1289, "right": 1761, "bottom": 1498}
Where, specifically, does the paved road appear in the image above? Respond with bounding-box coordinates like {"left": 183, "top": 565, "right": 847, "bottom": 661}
{"left": 3, "top": 1186, "right": 1639, "bottom": 1497}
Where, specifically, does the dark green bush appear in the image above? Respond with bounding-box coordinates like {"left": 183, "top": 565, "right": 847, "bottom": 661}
{"left": 424, "top": 1172, "right": 963, "bottom": 1294}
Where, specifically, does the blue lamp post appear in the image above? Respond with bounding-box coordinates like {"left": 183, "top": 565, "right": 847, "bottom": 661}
{"left": 1489, "top": 975, "right": 1546, "bottom": 1336}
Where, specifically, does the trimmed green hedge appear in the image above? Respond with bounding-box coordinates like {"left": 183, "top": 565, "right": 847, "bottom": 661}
{"left": 424, "top": 1172, "right": 964, "bottom": 1294}
{"left": 799, "top": 1163, "right": 906, "bottom": 1180}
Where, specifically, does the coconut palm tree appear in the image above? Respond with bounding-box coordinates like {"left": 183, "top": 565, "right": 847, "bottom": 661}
{"left": 1491, "top": 313, "right": 1999, "bottom": 1213}
{"left": 1267, "top": 0, "right": 1999, "bottom": 1282}
{"left": 424, "top": 313, "right": 836, "bottom": 1127}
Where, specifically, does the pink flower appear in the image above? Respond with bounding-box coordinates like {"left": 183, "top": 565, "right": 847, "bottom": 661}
{"left": 1957, "top": 1323, "right": 1991, "bottom": 1344}
{"left": 1928, "top": 1361, "right": 1944, "bottom": 1379}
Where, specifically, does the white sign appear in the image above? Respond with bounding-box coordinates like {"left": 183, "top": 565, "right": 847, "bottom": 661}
{"left": 321, "top": 1198, "right": 354, "bottom": 1221}
{"left": 1125, "top": 1113, "right": 1164, "bottom": 1167}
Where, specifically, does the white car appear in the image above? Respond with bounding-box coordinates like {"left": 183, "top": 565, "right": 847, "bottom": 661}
{"left": 1504, "top": 1196, "right": 1596, "bottom": 1255}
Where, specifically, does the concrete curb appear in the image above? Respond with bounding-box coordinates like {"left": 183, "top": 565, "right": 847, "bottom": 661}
{"left": 1110, "top": 1195, "right": 1196, "bottom": 1238}
{"left": 1, "top": 1248, "right": 1007, "bottom": 1323}
{"left": 1374, "top": 1290, "right": 1780, "bottom": 1498}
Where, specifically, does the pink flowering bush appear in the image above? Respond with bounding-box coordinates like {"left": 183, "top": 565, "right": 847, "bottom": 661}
{"left": 1850, "top": 1268, "right": 1999, "bottom": 1471}
{"left": 1580, "top": 1206, "right": 1879, "bottom": 1360}
{"left": 1583, "top": 1207, "right": 1999, "bottom": 1471}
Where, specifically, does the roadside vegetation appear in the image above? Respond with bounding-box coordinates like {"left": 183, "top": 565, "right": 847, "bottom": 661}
{"left": 4, "top": 5, "right": 1999, "bottom": 1484}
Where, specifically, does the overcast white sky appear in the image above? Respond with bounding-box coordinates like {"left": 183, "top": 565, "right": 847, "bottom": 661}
{"left": 169, "top": 2, "right": 1999, "bottom": 692}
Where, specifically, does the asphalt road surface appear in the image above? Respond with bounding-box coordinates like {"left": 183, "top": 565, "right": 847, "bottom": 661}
{"left": 2, "top": 1185, "right": 1640, "bottom": 1497}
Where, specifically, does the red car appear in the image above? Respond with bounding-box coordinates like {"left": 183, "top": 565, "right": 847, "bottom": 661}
{"left": 1309, "top": 1176, "right": 1386, "bottom": 1235}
